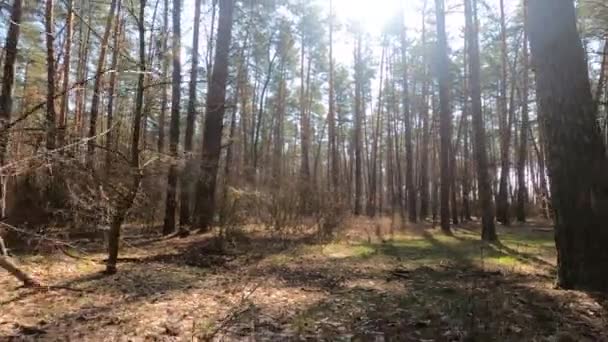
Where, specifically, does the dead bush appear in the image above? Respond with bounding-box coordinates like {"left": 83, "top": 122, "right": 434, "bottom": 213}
{"left": 311, "top": 191, "right": 348, "bottom": 239}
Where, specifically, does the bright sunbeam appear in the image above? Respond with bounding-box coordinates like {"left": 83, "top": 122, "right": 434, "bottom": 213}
{"left": 333, "top": 0, "right": 405, "bottom": 34}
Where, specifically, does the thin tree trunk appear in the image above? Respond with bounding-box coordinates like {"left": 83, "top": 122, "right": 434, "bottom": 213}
{"left": 179, "top": 0, "right": 202, "bottom": 227}
{"left": 517, "top": 0, "right": 530, "bottom": 223}
{"left": 354, "top": 33, "right": 363, "bottom": 216}
{"left": 58, "top": 0, "right": 73, "bottom": 148}
{"left": 419, "top": 1, "right": 430, "bottom": 220}
{"left": 75, "top": 8, "right": 91, "bottom": 137}
{"left": 402, "top": 18, "right": 416, "bottom": 223}
{"left": 86, "top": 0, "right": 119, "bottom": 166}
{"left": 0, "top": 248, "right": 40, "bottom": 288}
{"left": 106, "top": 0, "right": 145, "bottom": 274}
{"left": 434, "top": 0, "right": 451, "bottom": 233}
{"left": 45, "top": 0, "right": 57, "bottom": 151}
{"left": 105, "top": 7, "right": 123, "bottom": 177}
{"left": 328, "top": 0, "right": 339, "bottom": 192}
{"left": 158, "top": 0, "right": 169, "bottom": 154}
{"left": 496, "top": 0, "right": 511, "bottom": 225}
{"left": 162, "top": 0, "right": 182, "bottom": 235}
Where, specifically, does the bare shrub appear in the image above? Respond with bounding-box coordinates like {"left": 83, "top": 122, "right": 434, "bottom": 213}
{"left": 259, "top": 184, "right": 303, "bottom": 239}
{"left": 310, "top": 191, "right": 348, "bottom": 240}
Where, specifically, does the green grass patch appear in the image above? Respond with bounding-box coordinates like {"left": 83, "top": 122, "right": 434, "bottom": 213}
{"left": 322, "top": 243, "right": 376, "bottom": 259}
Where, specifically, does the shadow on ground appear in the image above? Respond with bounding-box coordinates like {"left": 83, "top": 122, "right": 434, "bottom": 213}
{"left": 2, "top": 222, "right": 607, "bottom": 341}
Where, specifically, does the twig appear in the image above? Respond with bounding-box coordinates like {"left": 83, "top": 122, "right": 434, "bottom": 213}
{"left": 203, "top": 282, "right": 261, "bottom": 340}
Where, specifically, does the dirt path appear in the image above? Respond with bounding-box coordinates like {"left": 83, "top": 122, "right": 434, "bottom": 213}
{"left": 1, "top": 219, "right": 607, "bottom": 341}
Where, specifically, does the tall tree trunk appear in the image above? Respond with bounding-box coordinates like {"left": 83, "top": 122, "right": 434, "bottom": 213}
{"left": 517, "top": 2, "right": 530, "bottom": 223}
{"left": 158, "top": 0, "right": 169, "bottom": 154}
{"left": 75, "top": 9, "right": 91, "bottom": 137}
{"left": 300, "top": 38, "right": 311, "bottom": 209}
{"left": 402, "top": 17, "right": 416, "bottom": 223}
{"left": 179, "top": 0, "right": 202, "bottom": 227}
{"left": 434, "top": 0, "right": 451, "bottom": 233}
{"left": 461, "top": 24, "right": 472, "bottom": 222}
{"left": 496, "top": 0, "right": 511, "bottom": 225}
{"left": 465, "top": 0, "right": 497, "bottom": 241}
{"left": 272, "top": 59, "right": 286, "bottom": 182}
{"left": 367, "top": 46, "right": 385, "bottom": 217}
{"left": 527, "top": 0, "right": 608, "bottom": 291}
{"left": 328, "top": 0, "right": 339, "bottom": 192}
{"left": 162, "top": 0, "right": 182, "bottom": 235}
{"left": 194, "top": 0, "right": 234, "bottom": 230}
{"left": 354, "top": 33, "right": 363, "bottom": 216}
{"left": 86, "top": 0, "right": 119, "bottom": 166}
{"left": 58, "top": 0, "right": 73, "bottom": 148}
{"left": 419, "top": 2, "right": 430, "bottom": 220}
{"left": 106, "top": 0, "right": 145, "bottom": 274}
{"left": 45, "top": 0, "right": 57, "bottom": 151}
{"left": 0, "top": 0, "right": 23, "bottom": 217}
{"left": 105, "top": 6, "right": 123, "bottom": 177}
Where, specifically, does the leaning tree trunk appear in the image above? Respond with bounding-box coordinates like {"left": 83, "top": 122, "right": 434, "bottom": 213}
{"left": 0, "top": 236, "right": 40, "bottom": 288}
{"left": 527, "top": 0, "right": 608, "bottom": 291}
{"left": 465, "top": 0, "right": 497, "bottom": 242}
{"left": 194, "top": 0, "right": 235, "bottom": 230}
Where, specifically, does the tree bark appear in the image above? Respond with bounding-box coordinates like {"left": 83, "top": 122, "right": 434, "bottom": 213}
{"left": 465, "top": 0, "right": 497, "bottom": 242}
{"left": 0, "top": 0, "right": 22, "bottom": 170}
{"left": 434, "top": 0, "right": 451, "bottom": 233}
{"left": 527, "top": 0, "right": 608, "bottom": 291}
{"left": 105, "top": 6, "right": 123, "bottom": 177}
{"left": 86, "top": 0, "right": 119, "bottom": 166}
{"left": 58, "top": 0, "right": 74, "bottom": 148}
{"left": 402, "top": 18, "right": 416, "bottom": 223}
{"left": 106, "top": 0, "right": 145, "bottom": 274}
{"left": 517, "top": 0, "right": 530, "bottom": 223}
{"left": 419, "top": 3, "right": 430, "bottom": 220}
{"left": 354, "top": 32, "right": 363, "bottom": 216}
{"left": 328, "top": 0, "right": 339, "bottom": 192}
{"left": 162, "top": 0, "right": 182, "bottom": 235}
{"left": 45, "top": 0, "right": 57, "bottom": 151}
{"left": 496, "top": 0, "right": 511, "bottom": 225}
{"left": 179, "top": 0, "right": 202, "bottom": 227}
{"left": 158, "top": 0, "right": 169, "bottom": 154}
{"left": 0, "top": 248, "right": 40, "bottom": 288}
{"left": 194, "top": 0, "right": 234, "bottom": 230}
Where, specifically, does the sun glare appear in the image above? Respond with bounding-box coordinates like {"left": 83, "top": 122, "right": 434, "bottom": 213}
{"left": 333, "top": 0, "right": 403, "bottom": 33}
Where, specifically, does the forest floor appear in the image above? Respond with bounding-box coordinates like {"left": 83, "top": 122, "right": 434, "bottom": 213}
{"left": 1, "top": 217, "right": 607, "bottom": 341}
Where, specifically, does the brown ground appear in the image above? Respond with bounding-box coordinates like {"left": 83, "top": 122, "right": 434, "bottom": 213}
{"left": 1, "top": 217, "right": 607, "bottom": 341}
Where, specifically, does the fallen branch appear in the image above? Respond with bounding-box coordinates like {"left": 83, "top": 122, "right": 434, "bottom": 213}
{"left": 0, "top": 236, "right": 41, "bottom": 287}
